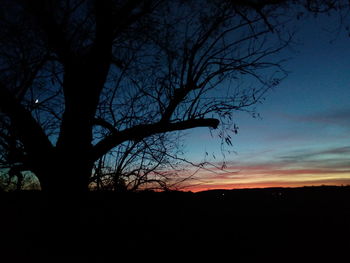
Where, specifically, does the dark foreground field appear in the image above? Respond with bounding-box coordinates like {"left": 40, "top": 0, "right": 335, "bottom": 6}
{"left": 1, "top": 186, "right": 350, "bottom": 262}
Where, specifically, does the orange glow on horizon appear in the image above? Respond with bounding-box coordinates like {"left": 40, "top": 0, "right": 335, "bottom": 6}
{"left": 182, "top": 168, "right": 350, "bottom": 192}
{"left": 186, "top": 179, "right": 350, "bottom": 192}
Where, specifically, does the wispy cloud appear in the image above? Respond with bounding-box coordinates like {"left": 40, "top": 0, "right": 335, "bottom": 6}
{"left": 301, "top": 108, "right": 350, "bottom": 126}
{"left": 278, "top": 146, "right": 350, "bottom": 162}
{"left": 281, "top": 107, "right": 350, "bottom": 128}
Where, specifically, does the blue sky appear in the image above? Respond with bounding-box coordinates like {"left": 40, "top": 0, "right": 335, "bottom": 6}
{"left": 181, "top": 14, "right": 350, "bottom": 191}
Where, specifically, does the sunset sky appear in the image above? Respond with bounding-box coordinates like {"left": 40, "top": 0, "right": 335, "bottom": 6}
{"left": 182, "top": 13, "right": 350, "bottom": 191}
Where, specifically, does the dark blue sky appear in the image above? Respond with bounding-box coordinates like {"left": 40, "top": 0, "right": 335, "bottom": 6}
{"left": 182, "top": 13, "right": 350, "bottom": 191}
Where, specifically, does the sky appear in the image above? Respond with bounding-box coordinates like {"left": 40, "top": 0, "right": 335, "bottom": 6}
{"left": 182, "top": 13, "right": 350, "bottom": 192}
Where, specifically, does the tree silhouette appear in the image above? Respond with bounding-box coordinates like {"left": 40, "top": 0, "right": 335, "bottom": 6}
{"left": 0, "top": 0, "right": 348, "bottom": 193}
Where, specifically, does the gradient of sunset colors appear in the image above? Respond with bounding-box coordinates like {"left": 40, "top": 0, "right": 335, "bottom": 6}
{"left": 183, "top": 14, "right": 350, "bottom": 191}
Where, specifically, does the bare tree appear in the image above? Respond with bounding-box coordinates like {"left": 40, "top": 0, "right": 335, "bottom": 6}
{"left": 0, "top": 0, "right": 348, "bottom": 193}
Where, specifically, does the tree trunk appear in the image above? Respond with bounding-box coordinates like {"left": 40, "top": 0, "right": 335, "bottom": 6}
{"left": 36, "top": 155, "right": 92, "bottom": 258}
{"left": 40, "top": 55, "right": 107, "bottom": 193}
{"left": 35, "top": 149, "right": 93, "bottom": 193}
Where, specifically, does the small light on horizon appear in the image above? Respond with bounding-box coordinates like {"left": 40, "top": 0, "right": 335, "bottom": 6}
{"left": 35, "top": 99, "right": 39, "bottom": 104}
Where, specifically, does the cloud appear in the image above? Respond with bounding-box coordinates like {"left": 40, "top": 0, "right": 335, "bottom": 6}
{"left": 306, "top": 108, "right": 350, "bottom": 125}
{"left": 279, "top": 146, "right": 350, "bottom": 162}
{"left": 283, "top": 107, "right": 350, "bottom": 128}
{"left": 319, "top": 146, "right": 350, "bottom": 154}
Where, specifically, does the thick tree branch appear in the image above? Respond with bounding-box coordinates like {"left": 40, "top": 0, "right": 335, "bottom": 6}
{"left": 92, "top": 118, "right": 219, "bottom": 161}
{"left": 93, "top": 118, "right": 118, "bottom": 134}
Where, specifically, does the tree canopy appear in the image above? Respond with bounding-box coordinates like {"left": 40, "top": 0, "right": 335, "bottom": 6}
{"left": 0, "top": 0, "right": 348, "bottom": 192}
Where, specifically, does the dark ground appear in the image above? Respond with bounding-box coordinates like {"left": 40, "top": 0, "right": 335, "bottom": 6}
{"left": 1, "top": 186, "right": 350, "bottom": 262}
